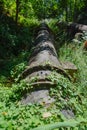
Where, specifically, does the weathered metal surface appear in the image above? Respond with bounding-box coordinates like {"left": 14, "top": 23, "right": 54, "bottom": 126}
{"left": 21, "top": 22, "right": 70, "bottom": 87}
{"left": 61, "top": 61, "right": 77, "bottom": 78}
{"left": 61, "top": 109, "right": 74, "bottom": 119}
{"left": 57, "top": 21, "right": 87, "bottom": 39}
{"left": 20, "top": 22, "right": 77, "bottom": 105}
{"left": 21, "top": 90, "right": 55, "bottom": 106}
{"left": 28, "top": 23, "right": 61, "bottom": 69}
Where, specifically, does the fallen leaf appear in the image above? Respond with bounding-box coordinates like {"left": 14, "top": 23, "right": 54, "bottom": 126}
{"left": 42, "top": 112, "right": 52, "bottom": 118}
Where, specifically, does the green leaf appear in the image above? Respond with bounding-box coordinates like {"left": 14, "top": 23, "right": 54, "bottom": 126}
{"left": 32, "top": 119, "right": 87, "bottom": 130}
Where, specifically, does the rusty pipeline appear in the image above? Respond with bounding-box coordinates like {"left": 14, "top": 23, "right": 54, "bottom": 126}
{"left": 20, "top": 23, "right": 71, "bottom": 87}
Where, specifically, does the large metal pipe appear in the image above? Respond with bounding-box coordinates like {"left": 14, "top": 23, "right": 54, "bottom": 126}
{"left": 20, "top": 23, "right": 70, "bottom": 87}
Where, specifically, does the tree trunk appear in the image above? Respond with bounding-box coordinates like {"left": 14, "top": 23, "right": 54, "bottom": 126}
{"left": 65, "top": 0, "right": 68, "bottom": 22}
{"left": 16, "top": 0, "right": 19, "bottom": 26}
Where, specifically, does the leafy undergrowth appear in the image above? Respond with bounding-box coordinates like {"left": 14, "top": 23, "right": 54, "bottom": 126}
{"left": 0, "top": 42, "right": 87, "bottom": 130}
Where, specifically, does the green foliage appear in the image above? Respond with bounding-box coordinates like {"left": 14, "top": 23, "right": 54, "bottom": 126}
{"left": 0, "top": 43, "right": 87, "bottom": 129}
{"left": 0, "top": 0, "right": 87, "bottom": 130}
{"left": 1, "top": 0, "right": 87, "bottom": 23}
{"left": 32, "top": 119, "right": 87, "bottom": 130}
